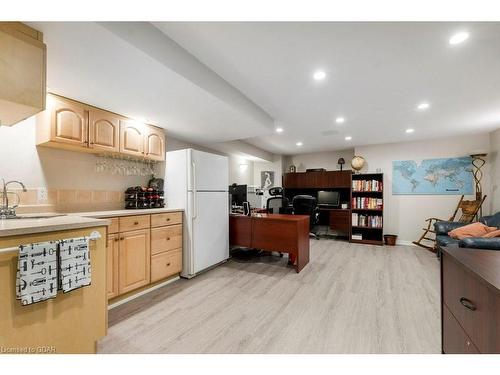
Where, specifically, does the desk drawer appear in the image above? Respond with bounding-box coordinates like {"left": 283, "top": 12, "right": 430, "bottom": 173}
{"left": 329, "top": 210, "right": 350, "bottom": 233}
{"left": 442, "top": 252, "right": 499, "bottom": 353}
{"left": 151, "top": 249, "right": 182, "bottom": 282}
{"left": 443, "top": 305, "right": 479, "bottom": 353}
{"left": 119, "top": 215, "right": 150, "bottom": 232}
{"left": 151, "top": 212, "right": 182, "bottom": 228}
{"left": 151, "top": 224, "right": 183, "bottom": 255}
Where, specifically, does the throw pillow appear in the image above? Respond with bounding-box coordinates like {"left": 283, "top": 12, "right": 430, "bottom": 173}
{"left": 482, "top": 229, "right": 500, "bottom": 238}
{"left": 448, "top": 222, "right": 497, "bottom": 240}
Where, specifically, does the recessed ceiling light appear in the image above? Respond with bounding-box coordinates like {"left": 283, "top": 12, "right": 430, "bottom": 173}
{"left": 449, "top": 31, "right": 469, "bottom": 45}
{"left": 296, "top": 142, "right": 303, "bottom": 147}
{"left": 336, "top": 117, "right": 345, "bottom": 124}
{"left": 406, "top": 128, "right": 415, "bottom": 134}
{"left": 345, "top": 136, "right": 352, "bottom": 141}
{"left": 417, "top": 102, "right": 430, "bottom": 110}
{"left": 275, "top": 127, "right": 283, "bottom": 133}
{"left": 313, "top": 70, "right": 326, "bottom": 81}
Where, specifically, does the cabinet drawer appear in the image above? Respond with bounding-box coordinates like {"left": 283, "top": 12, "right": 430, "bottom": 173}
{"left": 151, "top": 212, "right": 182, "bottom": 228}
{"left": 443, "top": 306, "right": 479, "bottom": 353}
{"left": 119, "top": 215, "right": 150, "bottom": 232}
{"left": 106, "top": 217, "right": 119, "bottom": 234}
{"left": 151, "top": 224, "right": 183, "bottom": 255}
{"left": 442, "top": 253, "right": 499, "bottom": 353}
{"left": 151, "top": 249, "right": 182, "bottom": 282}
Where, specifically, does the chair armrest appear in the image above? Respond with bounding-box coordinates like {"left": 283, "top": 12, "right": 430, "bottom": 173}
{"left": 434, "top": 221, "right": 466, "bottom": 235}
{"left": 459, "top": 237, "right": 500, "bottom": 250}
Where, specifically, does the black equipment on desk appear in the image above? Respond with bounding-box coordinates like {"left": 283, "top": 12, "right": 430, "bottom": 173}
{"left": 125, "top": 186, "right": 165, "bottom": 209}
{"left": 317, "top": 190, "right": 340, "bottom": 207}
{"left": 243, "top": 201, "right": 251, "bottom": 216}
{"left": 229, "top": 184, "right": 247, "bottom": 206}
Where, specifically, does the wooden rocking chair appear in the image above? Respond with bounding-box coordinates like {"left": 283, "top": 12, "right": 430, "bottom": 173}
{"left": 413, "top": 195, "right": 487, "bottom": 252}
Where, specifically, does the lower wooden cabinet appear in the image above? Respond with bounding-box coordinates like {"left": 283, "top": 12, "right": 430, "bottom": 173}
{"left": 151, "top": 249, "right": 182, "bottom": 282}
{"left": 118, "top": 229, "right": 151, "bottom": 295}
{"left": 105, "top": 211, "right": 183, "bottom": 301}
{"left": 106, "top": 234, "right": 119, "bottom": 299}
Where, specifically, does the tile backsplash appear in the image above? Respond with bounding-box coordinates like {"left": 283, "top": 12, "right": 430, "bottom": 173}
{"left": 12, "top": 188, "right": 125, "bottom": 213}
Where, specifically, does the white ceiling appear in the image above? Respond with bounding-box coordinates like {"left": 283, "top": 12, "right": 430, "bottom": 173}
{"left": 156, "top": 22, "right": 500, "bottom": 154}
{"left": 28, "top": 22, "right": 273, "bottom": 145}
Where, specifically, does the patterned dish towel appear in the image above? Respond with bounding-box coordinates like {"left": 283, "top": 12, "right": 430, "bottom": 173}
{"left": 59, "top": 237, "right": 92, "bottom": 293}
{"left": 16, "top": 241, "right": 59, "bottom": 306}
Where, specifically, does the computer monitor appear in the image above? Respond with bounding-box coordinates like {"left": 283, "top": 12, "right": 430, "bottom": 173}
{"left": 229, "top": 184, "right": 247, "bottom": 206}
{"left": 317, "top": 190, "right": 340, "bottom": 207}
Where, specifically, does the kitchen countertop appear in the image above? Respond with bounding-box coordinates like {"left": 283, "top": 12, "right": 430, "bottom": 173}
{"left": 0, "top": 214, "right": 110, "bottom": 238}
{"left": 68, "top": 207, "right": 184, "bottom": 218}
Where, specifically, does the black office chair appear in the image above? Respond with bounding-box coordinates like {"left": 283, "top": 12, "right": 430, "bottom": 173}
{"left": 292, "top": 195, "right": 320, "bottom": 239}
{"left": 266, "top": 187, "right": 290, "bottom": 214}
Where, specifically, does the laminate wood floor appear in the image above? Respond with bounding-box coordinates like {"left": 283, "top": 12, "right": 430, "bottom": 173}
{"left": 98, "top": 240, "right": 441, "bottom": 354}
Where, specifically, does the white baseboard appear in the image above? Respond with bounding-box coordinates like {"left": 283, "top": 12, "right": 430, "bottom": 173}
{"left": 108, "top": 276, "right": 180, "bottom": 310}
{"left": 396, "top": 240, "right": 417, "bottom": 246}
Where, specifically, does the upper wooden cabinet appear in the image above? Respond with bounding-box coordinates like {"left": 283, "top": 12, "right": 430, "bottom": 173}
{"left": 89, "top": 108, "right": 120, "bottom": 153}
{"left": 38, "top": 94, "right": 89, "bottom": 147}
{"left": 120, "top": 120, "right": 145, "bottom": 157}
{"left": 37, "top": 93, "right": 165, "bottom": 161}
{"left": 144, "top": 125, "right": 166, "bottom": 161}
{"left": 0, "top": 22, "right": 46, "bottom": 126}
{"left": 283, "top": 170, "right": 352, "bottom": 189}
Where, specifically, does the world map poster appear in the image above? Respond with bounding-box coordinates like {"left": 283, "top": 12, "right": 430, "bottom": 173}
{"left": 392, "top": 156, "right": 474, "bottom": 195}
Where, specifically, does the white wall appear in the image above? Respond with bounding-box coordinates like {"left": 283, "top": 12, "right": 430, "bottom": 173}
{"left": 285, "top": 149, "right": 355, "bottom": 172}
{"left": 228, "top": 156, "right": 254, "bottom": 185}
{"left": 490, "top": 128, "right": 500, "bottom": 213}
{"left": 355, "top": 133, "right": 492, "bottom": 243}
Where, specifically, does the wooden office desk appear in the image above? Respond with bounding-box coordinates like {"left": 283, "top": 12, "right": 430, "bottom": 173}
{"left": 229, "top": 213, "right": 310, "bottom": 273}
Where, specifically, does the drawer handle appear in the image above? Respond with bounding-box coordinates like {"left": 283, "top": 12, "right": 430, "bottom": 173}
{"left": 134, "top": 221, "right": 139, "bottom": 225}
{"left": 460, "top": 297, "right": 477, "bottom": 311}
{"left": 166, "top": 218, "right": 170, "bottom": 221}
{"left": 120, "top": 237, "right": 124, "bottom": 241}
{"left": 166, "top": 262, "right": 171, "bottom": 266}
{"left": 114, "top": 238, "right": 119, "bottom": 242}
{"left": 167, "top": 237, "right": 171, "bottom": 241}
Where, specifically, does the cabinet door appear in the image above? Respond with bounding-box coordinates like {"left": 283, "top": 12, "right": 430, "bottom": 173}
{"left": 118, "top": 229, "right": 151, "bottom": 294}
{"left": 144, "top": 125, "right": 165, "bottom": 161}
{"left": 89, "top": 108, "right": 120, "bottom": 153}
{"left": 120, "top": 120, "right": 144, "bottom": 157}
{"left": 106, "top": 234, "right": 119, "bottom": 299}
{"left": 49, "top": 94, "right": 88, "bottom": 147}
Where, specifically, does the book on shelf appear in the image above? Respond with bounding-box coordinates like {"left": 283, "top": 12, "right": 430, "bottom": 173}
{"left": 352, "top": 179, "right": 383, "bottom": 192}
{"left": 351, "top": 197, "right": 383, "bottom": 209}
{"left": 351, "top": 213, "right": 383, "bottom": 228}
{"left": 351, "top": 233, "right": 363, "bottom": 240}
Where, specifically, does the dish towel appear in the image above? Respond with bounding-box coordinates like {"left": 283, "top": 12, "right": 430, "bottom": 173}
{"left": 16, "top": 241, "right": 59, "bottom": 306}
{"left": 59, "top": 237, "right": 92, "bottom": 293}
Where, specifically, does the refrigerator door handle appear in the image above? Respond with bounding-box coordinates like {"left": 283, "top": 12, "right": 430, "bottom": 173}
{"left": 192, "top": 160, "right": 197, "bottom": 219}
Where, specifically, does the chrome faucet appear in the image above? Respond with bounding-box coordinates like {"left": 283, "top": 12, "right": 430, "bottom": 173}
{"left": 0, "top": 179, "right": 27, "bottom": 219}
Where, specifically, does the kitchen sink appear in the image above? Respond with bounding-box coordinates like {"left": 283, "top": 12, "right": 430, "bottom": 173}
{"left": 1, "top": 214, "right": 65, "bottom": 220}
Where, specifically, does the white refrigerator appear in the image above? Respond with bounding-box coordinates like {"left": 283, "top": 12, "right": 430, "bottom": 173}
{"left": 165, "top": 149, "right": 229, "bottom": 278}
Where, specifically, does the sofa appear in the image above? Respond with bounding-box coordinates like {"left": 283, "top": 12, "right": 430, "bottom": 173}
{"left": 434, "top": 211, "right": 500, "bottom": 251}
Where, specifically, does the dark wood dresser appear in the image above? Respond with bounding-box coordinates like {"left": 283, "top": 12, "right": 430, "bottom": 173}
{"left": 441, "top": 246, "right": 500, "bottom": 353}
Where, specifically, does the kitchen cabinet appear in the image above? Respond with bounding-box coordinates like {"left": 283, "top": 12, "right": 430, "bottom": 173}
{"left": 120, "top": 120, "right": 145, "bottom": 157}
{"left": 37, "top": 93, "right": 166, "bottom": 161}
{"left": 89, "top": 108, "right": 120, "bottom": 153}
{"left": 0, "top": 22, "right": 46, "bottom": 126}
{"left": 106, "top": 234, "right": 119, "bottom": 299}
{"left": 37, "top": 94, "right": 89, "bottom": 148}
{"left": 103, "top": 211, "right": 183, "bottom": 301}
{"left": 118, "top": 229, "right": 151, "bottom": 294}
{"left": 144, "top": 125, "right": 166, "bottom": 161}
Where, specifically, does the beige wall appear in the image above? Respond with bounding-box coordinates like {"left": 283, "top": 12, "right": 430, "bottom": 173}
{"left": 490, "top": 128, "right": 500, "bottom": 213}
{"left": 284, "top": 149, "right": 355, "bottom": 172}
{"left": 355, "top": 133, "right": 492, "bottom": 243}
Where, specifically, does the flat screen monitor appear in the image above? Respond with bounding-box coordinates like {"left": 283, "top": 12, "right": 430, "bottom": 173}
{"left": 229, "top": 184, "right": 247, "bottom": 206}
{"left": 318, "top": 190, "right": 340, "bottom": 207}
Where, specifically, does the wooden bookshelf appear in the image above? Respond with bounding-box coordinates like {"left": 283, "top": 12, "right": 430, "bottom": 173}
{"left": 350, "top": 173, "right": 384, "bottom": 245}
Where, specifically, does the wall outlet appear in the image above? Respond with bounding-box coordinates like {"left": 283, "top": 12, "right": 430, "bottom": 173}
{"left": 37, "top": 188, "right": 48, "bottom": 202}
